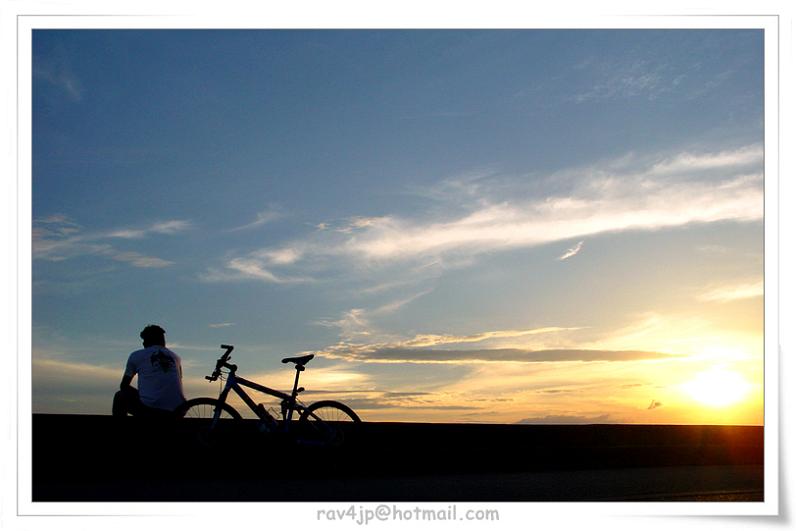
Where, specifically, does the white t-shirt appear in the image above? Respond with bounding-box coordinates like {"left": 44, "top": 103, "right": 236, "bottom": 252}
{"left": 124, "top": 345, "right": 186, "bottom": 411}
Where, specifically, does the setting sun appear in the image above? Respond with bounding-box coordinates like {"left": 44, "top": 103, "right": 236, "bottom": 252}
{"left": 681, "top": 366, "right": 752, "bottom": 408}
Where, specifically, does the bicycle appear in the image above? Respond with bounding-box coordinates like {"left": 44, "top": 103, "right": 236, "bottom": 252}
{"left": 175, "top": 345, "right": 361, "bottom": 446}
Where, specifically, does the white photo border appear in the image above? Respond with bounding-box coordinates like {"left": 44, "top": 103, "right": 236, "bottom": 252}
{"left": 7, "top": 4, "right": 784, "bottom": 528}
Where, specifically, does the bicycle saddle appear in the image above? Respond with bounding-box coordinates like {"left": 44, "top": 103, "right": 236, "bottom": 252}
{"left": 281, "top": 354, "right": 314, "bottom": 366}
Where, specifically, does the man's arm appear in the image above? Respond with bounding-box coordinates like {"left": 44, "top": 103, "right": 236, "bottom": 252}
{"left": 121, "top": 353, "right": 137, "bottom": 389}
{"left": 119, "top": 373, "right": 133, "bottom": 390}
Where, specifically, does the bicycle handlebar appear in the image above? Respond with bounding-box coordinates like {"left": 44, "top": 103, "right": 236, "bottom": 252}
{"left": 206, "top": 344, "right": 234, "bottom": 381}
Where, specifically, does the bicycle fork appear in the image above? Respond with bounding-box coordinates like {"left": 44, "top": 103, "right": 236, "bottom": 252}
{"left": 211, "top": 373, "right": 236, "bottom": 430}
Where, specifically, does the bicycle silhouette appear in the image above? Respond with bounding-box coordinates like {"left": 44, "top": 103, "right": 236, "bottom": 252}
{"left": 175, "top": 345, "right": 361, "bottom": 446}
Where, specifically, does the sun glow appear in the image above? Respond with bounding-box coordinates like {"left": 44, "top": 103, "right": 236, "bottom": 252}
{"left": 680, "top": 366, "right": 752, "bottom": 408}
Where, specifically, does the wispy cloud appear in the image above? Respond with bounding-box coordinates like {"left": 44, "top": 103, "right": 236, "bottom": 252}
{"left": 517, "top": 414, "right": 619, "bottom": 424}
{"left": 371, "top": 289, "right": 434, "bottom": 315}
{"left": 33, "top": 215, "right": 190, "bottom": 268}
{"left": 306, "top": 322, "right": 674, "bottom": 365}
{"left": 106, "top": 220, "right": 192, "bottom": 239}
{"left": 33, "top": 356, "right": 120, "bottom": 382}
{"left": 208, "top": 322, "right": 235, "bottom": 328}
{"left": 34, "top": 56, "right": 83, "bottom": 101}
{"left": 319, "top": 346, "right": 675, "bottom": 365}
{"left": 339, "top": 175, "right": 760, "bottom": 262}
{"left": 647, "top": 399, "right": 663, "bottom": 410}
{"left": 98, "top": 247, "right": 173, "bottom": 268}
{"left": 646, "top": 144, "right": 762, "bottom": 178}
{"left": 245, "top": 364, "right": 374, "bottom": 393}
{"left": 314, "top": 309, "right": 374, "bottom": 342}
{"left": 255, "top": 247, "right": 303, "bottom": 265}
{"left": 204, "top": 144, "right": 762, "bottom": 283}
{"left": 406, "top": 167, "right": 501, "bottom": 206}
{"left": 32, "top": 356, "right": 120, "bottom": 414}
{"left": 314, "top": 294, "right": 579, "bottom": 349}
{"left": 198, "top": 257, "right": 311, "bottom": 284}
{"left": 227, "top": 205, "right": 283, "bottom": 232}
{"left": 311, "top": 290, "right": 436, "bottom": 343}
{"left": 558, "top": 241, "right": 584, "bottom": 261}
{"left": 567, "top": 52, "right": 736, "bottom": 105}
{"left": 386, "top": 326, "right": 581, "bottom": 349}
{"left": 697, "top": 279, "right": 764, "bottom": 303}
{"left": 570, "top": 57, "right": 671, "bottom": 103}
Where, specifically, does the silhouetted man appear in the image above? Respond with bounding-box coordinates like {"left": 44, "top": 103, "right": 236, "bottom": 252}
{"left": 112, "top": 324, "right": 186, "bottom": 417}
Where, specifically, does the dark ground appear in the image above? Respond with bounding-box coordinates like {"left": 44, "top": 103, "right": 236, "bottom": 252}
{"left": 32, "top": 414, "right": 764, "bottom": 502}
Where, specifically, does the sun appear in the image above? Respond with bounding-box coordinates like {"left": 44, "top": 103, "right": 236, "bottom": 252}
{"left": 680, "top": 366, "right": 751, "bottom": 408}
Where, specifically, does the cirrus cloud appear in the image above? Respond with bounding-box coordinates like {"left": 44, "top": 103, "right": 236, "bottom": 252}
{"left": 202, "top": 144, "right": 763, "bottom": 283}
{"left": 33, "top": 216, "right": 190, "bottom": 268}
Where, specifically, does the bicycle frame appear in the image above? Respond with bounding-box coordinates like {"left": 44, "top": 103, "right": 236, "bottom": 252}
{"left": 211, "top": 365, "right": 307, "bottom": 430}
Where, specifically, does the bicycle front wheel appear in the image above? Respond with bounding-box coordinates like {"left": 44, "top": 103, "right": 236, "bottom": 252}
{"left": 298, "top": 400, "right": 360, "bottom": 447}
{"left": 175, "top": 398, "right": 242, "bottom": 449}
{"left": 175, "top": 397, "right": 242, "bottom": 420}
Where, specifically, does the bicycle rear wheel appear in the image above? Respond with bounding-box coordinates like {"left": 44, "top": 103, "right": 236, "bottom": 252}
{"left": 298, "top": 400, "right": 360, "bottom": 447}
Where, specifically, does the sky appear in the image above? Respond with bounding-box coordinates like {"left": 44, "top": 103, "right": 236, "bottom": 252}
{"left": 31, "top": 29, "right": 765, "bottom": 424}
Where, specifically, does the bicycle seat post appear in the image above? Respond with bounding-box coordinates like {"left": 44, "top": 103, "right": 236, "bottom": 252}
{"left": 286, "top": 364, "right": 305, "bottom": 422}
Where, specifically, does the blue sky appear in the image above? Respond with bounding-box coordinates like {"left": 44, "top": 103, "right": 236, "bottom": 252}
{"left": 32, "top": 30, "right": 764, "bottom": 423}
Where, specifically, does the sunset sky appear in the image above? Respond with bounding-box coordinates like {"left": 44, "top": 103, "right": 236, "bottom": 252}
{"left": 31, "top": 29, "right": 764, "bottom": 424}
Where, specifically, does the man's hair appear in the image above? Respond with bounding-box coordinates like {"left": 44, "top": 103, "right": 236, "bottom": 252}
{"left": 140, "top": 324, "right": 166, "bottom": 346}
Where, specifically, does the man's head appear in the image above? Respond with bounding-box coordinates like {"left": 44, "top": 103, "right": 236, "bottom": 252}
{"left": 140, "top": 324, "right": 166, "bottom": 348}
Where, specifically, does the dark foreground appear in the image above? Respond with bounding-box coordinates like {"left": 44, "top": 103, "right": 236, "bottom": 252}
{"left": 32, "top": 414, "right": 764, "bottom": 502}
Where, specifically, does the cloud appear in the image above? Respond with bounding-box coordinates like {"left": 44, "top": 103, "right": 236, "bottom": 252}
{"left": 34, "top": 57, "right": 83, "bottom": 101}
{"left": 558, "top": 241, "right": 584, "bottom": 261}
{"left": 341, "top": 175, "right": 760, "bottom": 262}
{"left": 295, "top": 389, "right": 480, "bottom": 412}
{"left": 226, "top": 258, "right": 284, "bottom": 282}
{"left": 245, "top": 364, "right": 374, "bottom": 393}
{"left": 517, "top": 414, "right": 618, "bottom": 424}
{"left": 307, "top": 318, "right": 676, "bottom": 365}
{"left": 314, "top": 309, "right": 373, "bottom": 342}
{"left": 33, "top": 357, "right": 120, "bottom": 384}
{"left": 311, "top": 290, "right": 434, "bottom": 344}
{"left": 32, "top": 353, "right": 211, "bottom": 414}
{"left": 105, "top": 219, "right": 192, "bottom": 239}
{"left": 227, "top": 205, "right": 283, "bottom": 232}
{"left": 32, "top": 357, "right": 121, "bottom": 414}
{"left": 391, "top": 326, "right": 581, "bottom": 348}
{"left": 208, "top": 322, "right": 235, "bottom": 328}
{"left": 335, "top": 216, "right": 393, "bottom": 234}
{"left": 206, "top": 144, "right": 762, "bottom": 283}
{"left": 697, "top": 279, "right": 763, "bottom": 303}
{"left": 647, "top": 400, "right": 663, "bottom": 410}
{"left": 569, "top": 56, "right": 672, "bottom": 103}
{"left": 314, "top": 313, "right": 581, "bottom": 352}
{"left": 198, "top": 257, "right": 312, "bottom": 284}
{"left": 33, "top": 215, "right": 190, "bottom": 268}
{"left": 319, "top": 345, "right": 675, "bottom": 365}
{"left": 99, "top": 248, "right": 173, "bottom": 268}
{"left": 567, "top": 52, "right": 737, "bottom": 105}
{"left": 646, "top": 144, "right": 762, "bottom": 178}
{"left": 372, "top": 289, "right": 434, "bottom": 315}
{"left": 338, "top": 398, "right": 477, "bottom": 411}
{"left": 254, "top": 246, "right": 303, "bottom": 266}
{"left": 409, "top": 168, "right": 501, "bottom": 204}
